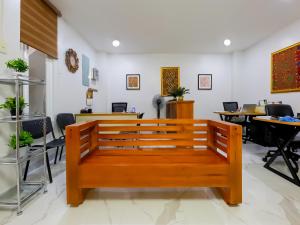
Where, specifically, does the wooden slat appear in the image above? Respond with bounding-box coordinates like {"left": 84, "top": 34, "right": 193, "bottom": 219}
{"left": 215, "top": 127, "right": 228, "bottom": 137}
{"left": 215, "top": 142, "right": 227, "bottom": 153}
{"left": 98, "top": 126, "right": 207, "bottom": 132}
{"left": 80, "top": 135, "right": 89, "bottom": 146}
{"left": 98, "top": 140, "right": 208, "bottom": 147}
{"left": 92, "top": 149, "right": 212, "bottom": 156}
{"left": 216, "top": 135, "right": 228, "bottom": 145}
{"left": 98, "top": 133, "right": 207, "bottom": 140}
{"left": 21, "top": 0, "right": 57, "bottom": 58}
{"left": 80, "top": 142, "right": 90, "bottom": 153}
{"left": 98, "top": 119, "right": 207, "bottom": 125}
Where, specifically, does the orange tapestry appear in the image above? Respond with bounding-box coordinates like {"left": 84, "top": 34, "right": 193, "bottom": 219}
{"left": 161, "top": 67, "right": 180, "bottom": 96}
{"left": 271, "top": 42, "right": 300, "bottom": 93}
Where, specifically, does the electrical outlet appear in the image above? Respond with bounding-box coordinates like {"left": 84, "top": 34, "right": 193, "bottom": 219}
{"left": 0, "top": 39, "right": 6, "bottom": 54}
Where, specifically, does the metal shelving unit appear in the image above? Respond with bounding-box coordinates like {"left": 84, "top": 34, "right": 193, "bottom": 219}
{"left": 0, "top": 74, "right": 47, "bottom": 215}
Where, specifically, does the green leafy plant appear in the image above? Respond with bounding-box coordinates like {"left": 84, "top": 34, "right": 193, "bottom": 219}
{"left": 8, "top": 131, "right": 33, "bottom": 150}
{"left": 5, "top": 58, "right": 29, "bottom": 73}
{"left": 176, "top": 86, "right": 190, "bottom": 97}
{"left": 0, "top": 97, "right": 27, "bottom": 111}
{"left": 168, "top": 86, "right": 190, "bottom": 99}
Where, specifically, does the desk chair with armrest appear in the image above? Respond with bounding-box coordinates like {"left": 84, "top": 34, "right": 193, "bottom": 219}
{"left": 263, "top": 104, "right": 300, "bottom": 162}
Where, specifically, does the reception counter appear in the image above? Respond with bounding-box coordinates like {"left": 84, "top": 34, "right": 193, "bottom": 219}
{"left": 75, "top": 113, "right": 138, "bottom": 123}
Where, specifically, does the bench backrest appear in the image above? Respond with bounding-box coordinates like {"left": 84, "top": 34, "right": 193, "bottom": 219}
{"left": 66, "top": 119, "right": 241, "bottom": 162}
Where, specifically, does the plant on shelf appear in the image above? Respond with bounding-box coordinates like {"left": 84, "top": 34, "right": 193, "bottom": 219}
{"left": 8, "top": 131, "right": 33, "bottom": 150}
{"left": 169, "top": 86, "right": 190, "bottom": 101}
{"left": 5, "top": 58, "right": 29, "bottom": 73}
{"left": 168, "top": 88, "right": 179, "bottom": 100}
{"left": 0, "top": 96, "right": 28, "bottom": 117}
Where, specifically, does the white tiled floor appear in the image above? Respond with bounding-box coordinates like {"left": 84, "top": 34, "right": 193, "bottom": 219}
{"left": 0, "top": 143, "right": 299, "bottom": 225}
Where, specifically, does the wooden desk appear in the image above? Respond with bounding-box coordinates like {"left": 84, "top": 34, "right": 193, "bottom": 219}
{"left": 166, "top": 100, "right": 194, "bottom": 119}
{"left": 253, "top": 117, "right": 300, "bottom": 186}
{"left": 75, "top": 113, "right": 138, "bottom": 123}
{"left": 214, "top": 111, "right": 266, "bottom": 119}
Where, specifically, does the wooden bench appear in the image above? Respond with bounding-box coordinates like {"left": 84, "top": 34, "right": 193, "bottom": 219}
{"left": 66, "top": 119, "right": 242, "bottom": 206}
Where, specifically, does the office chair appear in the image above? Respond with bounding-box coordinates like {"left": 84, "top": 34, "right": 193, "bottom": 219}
{"left": 223, "top": 102, "right": 239, "bottom": 112}
{"left": 56, "top": 113, "right": 75, "bottom": 162}
{"left": 263, "top": 104, "right": 300, "bottom": 162}
{"left": 222, "top": 102, "right": 249, "bottom": 142}
{"left": 112, "top": 102, "right": 128, "bottom": 112}
{"left": 22, "top": 117, "right": 65, "bottom": 183}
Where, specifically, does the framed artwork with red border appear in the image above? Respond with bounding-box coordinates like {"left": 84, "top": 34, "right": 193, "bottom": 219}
{"left": 271, "top": 42, "right": 300, "bottom": 93}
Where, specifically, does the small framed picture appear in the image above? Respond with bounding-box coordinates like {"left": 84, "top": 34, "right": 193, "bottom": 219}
{"left": 126, "top": 74, "right": 140, "bottom": 90}
{"left": 198, "top": 74, "right": 212, "bottom": 90}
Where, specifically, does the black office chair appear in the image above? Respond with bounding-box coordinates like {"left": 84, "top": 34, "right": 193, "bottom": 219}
{"left": 112, "top": 102, "right": 127, "bottom": 112}
{"left": 263, "top": 104, "right": 300, "bottom": 162}
{"left": 223, "top": 102, "right": 239, "bottom": 112}
{"left": 56, "top": 113, "right": 75, "bottom": 162}
{"left": 265, "top": 104, "right": 294, "bottom": 117}
{"left": 22, "top": 117, "right": 65, "bottom": 183}
{"left": 222, "top": 102, "right": 248, "bottom": 143}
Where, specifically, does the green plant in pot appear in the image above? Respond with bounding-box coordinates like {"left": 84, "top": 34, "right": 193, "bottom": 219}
{"left": 8, "top": 131, "right": 33, "bottom": 150}
{"left": 0, "top": 96, "right": 28, "bottom": 118}
{"left": 168, "top": 87, "right": 179, "bottom": 100}
{"left": 5, "top": 58, "right": 29, "bottom": 73}
{"left": 176, "top": 86, "right": 190, "bottom": 101}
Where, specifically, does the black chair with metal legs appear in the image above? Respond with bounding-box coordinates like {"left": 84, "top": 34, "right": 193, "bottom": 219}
{"left": 22, "top": 117, "right": 65, "bottom": 183}
{"left": 56, "top": 113, "right": 75, "bottom": 163}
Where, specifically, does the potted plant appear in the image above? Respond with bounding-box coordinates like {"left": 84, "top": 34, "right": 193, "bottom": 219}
{"left": 175, "top": 86, "right": 190, "bottom": 101}
{"left": 168, "top": 87, "right": 179, "bottom": 101}
{"left": 8, "top": 131, "right": 33, "bottom": 150}
{"left": 0, "top": 96, "right": 28, "bottom": 118}
{"left": 5, "top": 58, "right": 29, "bottom": 73}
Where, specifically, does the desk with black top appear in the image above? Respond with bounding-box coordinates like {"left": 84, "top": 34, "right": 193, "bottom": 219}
{"left": 253, "top": 117, "right": 300, "bottom": 186}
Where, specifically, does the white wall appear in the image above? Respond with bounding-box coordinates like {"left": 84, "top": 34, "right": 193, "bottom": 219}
{"left": 0, "top": 0, "right": 21, "bottom": 193}
{"left": 51, "top": 18, "right": 105, "bottom": 116}
{"left": 104, "top": 54, "right": 232, "bottom": 119}
{"left": 232, "top": 18, "right": 300, "bottom": 114}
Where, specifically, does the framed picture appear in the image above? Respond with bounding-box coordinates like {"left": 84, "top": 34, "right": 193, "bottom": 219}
{"left": 271, "top": 42, "right": 300, "bottom": 93}
{"left": 198, "top": 74, "right": 212, "bottom": 90}
{"left": 126, "top": 74, "right": 140, "bottom": 90}
{"left": 161, "top": 67, "right": 180, "bottom": 96}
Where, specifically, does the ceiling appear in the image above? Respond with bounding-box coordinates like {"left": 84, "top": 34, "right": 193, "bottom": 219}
{"left": 50, "top": 0, "right": 300, "bottom": 54}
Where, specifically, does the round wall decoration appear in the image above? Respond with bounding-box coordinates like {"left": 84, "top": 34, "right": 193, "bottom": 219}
{"left": 65, "top": 48, "right": 79, "bottom": 73}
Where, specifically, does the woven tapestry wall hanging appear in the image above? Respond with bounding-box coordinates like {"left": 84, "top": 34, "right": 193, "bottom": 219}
{"left": 160, "top": 67, "right": 180, "bottom": 96}
{"left": 271, "top": 42, "right": 300, "bottom": 93}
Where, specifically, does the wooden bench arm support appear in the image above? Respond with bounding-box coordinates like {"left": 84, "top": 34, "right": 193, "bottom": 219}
{"left": 66, "top": 121, "right": 98, "bottom": 205}
{"left": 207, "top": 120, "right": 242, "bottom": 204}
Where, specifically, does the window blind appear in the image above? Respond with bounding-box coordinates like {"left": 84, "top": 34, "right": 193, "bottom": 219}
{"left": 21, "top": 0, "right": 58, "bottom": 58}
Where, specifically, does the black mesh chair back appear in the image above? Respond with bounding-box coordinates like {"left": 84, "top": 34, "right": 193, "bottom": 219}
{"left": 223, "top": 102, "right": 239, "bottom": 112}
{"left": 265, "top": 104, "right": 294, "bottom": 117}
{"left": 56, "top": 113, "right": 75, "bottom": 136}
{"left": 112, "top": 102, "right": 127, "bottom": 112}
{"left": 138, "top": 113, "right": 144, "bottom": 119}
{"left": 22, "top": 117, "right": 54, "bottom": 139}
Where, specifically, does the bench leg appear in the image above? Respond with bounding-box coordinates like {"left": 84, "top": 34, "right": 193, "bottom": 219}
{"left": 218, "top": 183, "right": 242, "bottom": 205}
{"left": 67, "top": 187, "right": 84, "bottom": 207}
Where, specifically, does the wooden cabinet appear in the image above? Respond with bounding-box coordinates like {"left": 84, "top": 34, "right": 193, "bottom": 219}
{"left": 166, "top": 100, "right": 194, "bottom": 119}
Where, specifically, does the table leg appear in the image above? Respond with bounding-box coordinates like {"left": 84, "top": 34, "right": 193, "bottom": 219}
{"left": 264, "top": 128, "right": 300, "bottom": 186}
